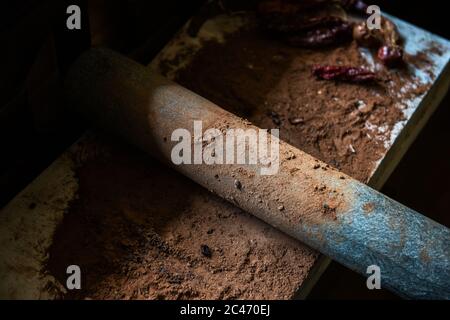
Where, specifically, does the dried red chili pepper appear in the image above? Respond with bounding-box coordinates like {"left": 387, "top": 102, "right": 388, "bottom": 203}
{"left": 312, "top": 65, "right": 378, "bottom": 83}
{"left": 353, "top": 18, "right": 404, "bottom": 67}
{"left": 258, "top": 0, "right": 349, "bottom": 33}
{"left": 258, "top": 0, "right": 404, "bottom": 67}
{"left": 258, "top": 0, "right": 354, "bottom": 47}
{"left": 287, "top": 21, "right": 353, "bottom": 47}
{"left": 377, "top": 45, "right": 404, "bottom": 67}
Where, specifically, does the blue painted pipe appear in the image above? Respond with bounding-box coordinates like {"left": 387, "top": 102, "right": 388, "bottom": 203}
{"left": 296, "top": 180, "right": 449, "bottom": 299}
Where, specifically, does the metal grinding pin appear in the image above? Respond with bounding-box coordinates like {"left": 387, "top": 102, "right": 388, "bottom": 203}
{"left": 65, "top": 48, "right": 450, "bottom": 299}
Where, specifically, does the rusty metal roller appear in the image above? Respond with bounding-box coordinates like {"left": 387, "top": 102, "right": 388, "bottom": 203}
{"left": 65, "top": 48, "right": 450, "bottom": 299}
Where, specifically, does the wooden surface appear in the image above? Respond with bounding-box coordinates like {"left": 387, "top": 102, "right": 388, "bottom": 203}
{"left": 0, "top": 13, "right": 449, "bottom": 299}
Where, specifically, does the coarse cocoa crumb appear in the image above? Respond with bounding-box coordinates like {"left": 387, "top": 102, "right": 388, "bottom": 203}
{"left": 201, "top": 244, "right": 212, "bottom": 258}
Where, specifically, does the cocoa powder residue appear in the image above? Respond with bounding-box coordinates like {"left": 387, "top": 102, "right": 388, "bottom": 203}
{"left": 170, "top": 23, "right": 431, "bottom": 182}
{"left": 46, "top": 136, "right": 317, "bottom": 300}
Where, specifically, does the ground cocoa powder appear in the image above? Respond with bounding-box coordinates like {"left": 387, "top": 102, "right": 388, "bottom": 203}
{"left": 172, "top": 23, "right": 430, "bottom": 182}
{"left": 47, "top": 136, "right": 317, "bottom": 299}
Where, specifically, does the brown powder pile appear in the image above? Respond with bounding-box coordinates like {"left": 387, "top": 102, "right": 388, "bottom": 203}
{"left": 171, "top": 24, "right": 429, "bottom": 182}
{"left": 47, "top": 135, "right": 317, "bottom": 299}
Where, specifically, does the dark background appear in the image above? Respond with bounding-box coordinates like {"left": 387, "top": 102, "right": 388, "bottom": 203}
{"left": 0, "top": 1, "right": 448, "bottom": 299}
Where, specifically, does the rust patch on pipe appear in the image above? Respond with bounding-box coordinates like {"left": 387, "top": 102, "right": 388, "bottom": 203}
{"left": 362, "top": 202, "right": 375, "bottom": 214}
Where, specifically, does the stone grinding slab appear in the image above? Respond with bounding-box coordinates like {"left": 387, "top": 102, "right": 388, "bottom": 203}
{"left": 0, "top": 12, "right": 449, "bottom": 299}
